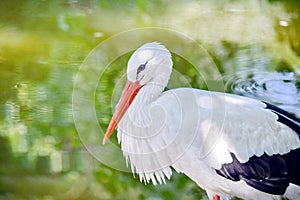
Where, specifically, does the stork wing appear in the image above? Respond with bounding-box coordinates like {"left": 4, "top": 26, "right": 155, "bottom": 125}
{"left": 196, "top": 91, "right": 300, "bottom": 195}
{"left": 216, "top": 149, "right": 300, "bottom": 195}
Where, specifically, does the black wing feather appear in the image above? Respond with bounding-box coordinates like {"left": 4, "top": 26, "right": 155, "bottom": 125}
{"left": 263, "top": 102, "right": 300, "bottom": 136}
{"left": 216, "top": 102, "right": 300, "bottom": 195}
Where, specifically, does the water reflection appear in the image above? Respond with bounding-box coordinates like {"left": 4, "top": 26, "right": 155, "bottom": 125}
{"left": 228, "top": 71, "right": 300, "bottom": 117}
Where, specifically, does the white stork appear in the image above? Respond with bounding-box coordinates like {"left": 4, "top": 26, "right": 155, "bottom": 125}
{"left": 102, "top": 42, "right": 300, "bottom": 200}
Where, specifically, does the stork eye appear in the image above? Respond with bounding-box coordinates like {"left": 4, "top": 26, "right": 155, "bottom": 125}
{"left": 137, "top": 62, "right": 147, "bottom": 75}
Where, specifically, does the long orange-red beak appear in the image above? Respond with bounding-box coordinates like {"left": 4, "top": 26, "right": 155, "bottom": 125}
{"left": 102, "top": 80, "right": 142, "bottom": 144}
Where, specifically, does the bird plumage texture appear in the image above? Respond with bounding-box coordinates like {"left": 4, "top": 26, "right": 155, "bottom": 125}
{"left": 106, "top": 42, "right": 300, "bottom": 199}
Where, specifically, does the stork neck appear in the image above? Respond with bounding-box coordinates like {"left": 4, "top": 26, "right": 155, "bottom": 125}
{"left": 117, "top": 72, "right": 173, "bottom": 184}
{"left": 126, "top": 74, "right": 169, "bottom": 127}
{"left": 138, "top": 84, "right": 164, "bottom": 103}
{"left": 136, "top": 72, "right": 170, "bottom": 104}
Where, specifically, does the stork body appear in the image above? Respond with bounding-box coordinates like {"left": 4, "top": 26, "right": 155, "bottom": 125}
{"left": 103, "top": 43, "right": 300, "bottom": 199}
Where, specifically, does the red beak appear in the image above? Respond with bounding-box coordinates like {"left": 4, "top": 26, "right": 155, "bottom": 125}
{"left": 103, "top": 80, "right": 142, "bottom": 144}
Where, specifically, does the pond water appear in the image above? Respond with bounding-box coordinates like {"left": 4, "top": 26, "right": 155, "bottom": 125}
{"left": 229, "top": 71, "right": 300, "bottom": 117}
{"left": 0, "top": 0, "right": 299, "bottom": 199}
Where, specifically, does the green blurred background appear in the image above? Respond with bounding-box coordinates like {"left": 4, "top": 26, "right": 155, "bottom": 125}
{"left": 0, "top": 0, "right": 300, "bottom": 199}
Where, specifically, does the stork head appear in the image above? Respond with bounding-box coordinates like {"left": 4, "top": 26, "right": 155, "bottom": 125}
{"left": 126, "top": 42, "right": 172, "bottom": 85}
{"left": 103, "top": 42, "right": 172, "bottom": 144}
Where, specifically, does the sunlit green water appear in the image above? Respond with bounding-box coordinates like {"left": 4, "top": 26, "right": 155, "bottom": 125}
{"left": 0, "top": 0, "right": 299, "bottom": 199}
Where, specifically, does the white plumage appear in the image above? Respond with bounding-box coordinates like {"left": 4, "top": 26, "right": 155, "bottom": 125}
{"left": 103, "top": 42, "right": 300, "bottom": 200}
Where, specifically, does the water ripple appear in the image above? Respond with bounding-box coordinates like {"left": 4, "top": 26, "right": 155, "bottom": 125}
{"left": 226, "top": 71, "right": 300, "bottom": 118}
